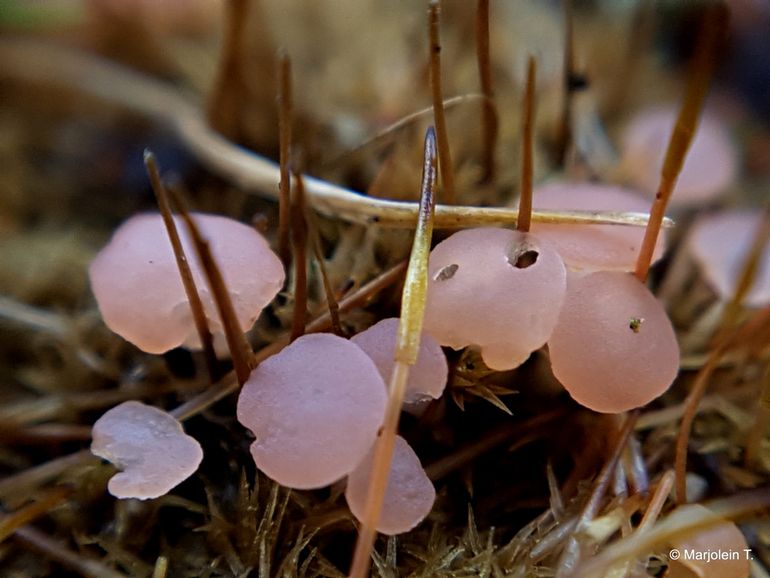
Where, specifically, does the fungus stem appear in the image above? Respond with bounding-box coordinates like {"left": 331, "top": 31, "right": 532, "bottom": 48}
{"left": 349, "top": 129, "right": 437, "bottom": 578}
{"left": 429, "top": 0, "right": 455, "bottom": 205}
{"left": 634, "top": 6, "right": 723, "bottom": 282}
{"left": 277, "top": 52, "right": 293, "bottom": 268}
{"left": 144, "top": 151, "right": 218, "bottom": 384}
{"left": 475, "top": 0, "right": 497, "bottom": 183}
{"left": 167, "top": 189, "right": 255, "bottom": 385}
{"left": 290, "top": 167, "right": 308, "bottom": 342}
{"left": 517, "top": 56, "right": 536, "bottom": 233}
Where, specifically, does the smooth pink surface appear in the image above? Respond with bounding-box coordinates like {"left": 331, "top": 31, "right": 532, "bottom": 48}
{"left": 423, "top": 228, "right": 567, "bottom": 370}
{"left": 91, "top": 401, "right": 203, "bottom": 500}
{"left": 237, "top": 333, "right": 387, "bottom": 489}
{"left": 548, "top": 271, "right": 679, "bottom": 413}
{"left": 688, "top": 210, "right": 770, "bottom": 307}
{"left": 345, "top": 435, "right": 435, "bottom": 535}
{"left": 532, "top": 181, "right": 666, "bottom": 271}
{"left": 351, "top": 318, "right": 448, "bottom": 407}
{"left": 621, "top": 106, "right": 737, "bottom": 207}
{"left": 89, "top": 212, "right": 284, "bottom": 354}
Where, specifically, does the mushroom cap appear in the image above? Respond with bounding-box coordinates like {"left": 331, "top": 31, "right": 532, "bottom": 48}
{"left": 89, "top": 212, "right": 285, "bottom": 354}
{"left": 621, "top": 106, "right": 737, "bottom": 207}
{"left": 667, "top": 504, "right": 750, "bottom": 578}
{"left": 345, "top": 435, "right": 435, "bottom": 535}
{"left": 423, "top": 228, "right": 567, "bottom": 370}
{"left": 688, "top": 210, "right": 770, "bottom": 307}
{"left": 548, "top": 271, "right": 679, "bottom": 413}
{"left": 237, "top": 333, "right": 387, "bottom": 489}
{"left": 91, "top": 401, "right": 203, "bottom": 500}
{"left": 531, "top": 181, "right": 666, "bottom": 272}
{"left": 351, "top": 317, "right": 448, "bottom": 408}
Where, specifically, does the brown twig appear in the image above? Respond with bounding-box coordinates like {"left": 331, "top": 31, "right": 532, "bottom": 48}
{"left": 277, "top": 52, "right": 293, "bottom": 267}
{"left": 555, "top": 0, "right": 574, "bottom": 165}
{"left": 290, "top": 167, "right": 308, "bottom": 342}
{"left": 144, "top": 151, "right": 218, "bottom": 383}
{"left": 428, "top": 0, "right": 455, "bottom": 205}
{"left": 517, "top": 56, "right": 536, "bottom": 233}
{"left": 306, "top": 213, "right": 344, "bottom": 337}
{"left": 0, "top": 486, "right": 72, "bottom": 543}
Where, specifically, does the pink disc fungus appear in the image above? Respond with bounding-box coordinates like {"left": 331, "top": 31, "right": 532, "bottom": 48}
{"left": 667, "top": 505, "right": 750, "bottom": 578}
{"left": 620, "top": 106, "right": 737, "bottom": 208}
{"left": 236, "top": 333, "right": 387, "bottom": 489}
{"left": 89, "top": 212, "right": 284, "bottom": 354}
{"left": 345, "top": 435, "right": 435, "bottom": 536}
{"left": 548, "top": 271, "right": 680, "bottom": 413}
{"left": 687, "top": 210, "right": 770, "bottom": 308}
{"left": 351, "top": 317, "right": 448, "bottom": 411}
{"left": 531, "top": 181, "right": 666, "bottom": 272}
{"left": 91, "top": 401, "right": 203, "bottom": 500}
{"left": 422, "top": 228, "right": 567, "bottom": 371}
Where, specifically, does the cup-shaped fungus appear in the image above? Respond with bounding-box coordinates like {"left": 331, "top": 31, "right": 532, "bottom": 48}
{"left": 548, "top": 271, "right": 679, "bottom": 413}
{"left": 91, "top": 401, "right": 203, "bottom": 500}
{"left": 423, "top": 228, "right": 567, "bottom": 370}
{"left": 351, "top": 317, "right": 448, "bottom": 412}
{"left": 345, "top": 435, "right": 435, "bottom": 535}
{"left": 531, "top": 182, "right": 666, "bottom": 272}
{"left": 620, "top": 106, "right": 737, "bottom": 208}
{"left": 236, "top": 333, "right": 387, "bottom": 489}
{"left": 687, "top": 210, "right": 770, "bottom": 308}
{"left": 89, "top": 212, "right": 284, "bottom": 354}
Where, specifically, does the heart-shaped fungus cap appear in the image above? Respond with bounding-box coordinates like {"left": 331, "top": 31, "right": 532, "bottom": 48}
{"left": 621, "top": 106, "right": 737, "bottom": 207}
{"left": 91, "top": 401, "right": 203, "bottom": 500}
{"left": 345, "top": 435, "right": 435, "bottom": 535}
{"left": 423, "top": 228, "right": 567, "bottom": 370}
{"left": 89, "top": 212, "right": 285, "bottom": 354}
{"left": 531, "top": 181, "right": 666, "bottom": 272}
{"left": 548, "top": 271, "right": 679, "bottom": 413}
{"left": 351, "top": 317, "right": 448, "bottom": 408}
{"left": 237, "top": 333, "right": 387, "bottom": 489}
{"left": 687, "top": 210, "right": 770, "bottom": 308}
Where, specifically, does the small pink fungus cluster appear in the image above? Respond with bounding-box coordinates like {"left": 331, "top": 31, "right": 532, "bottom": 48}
{"left": 91, "top": 401, "right": 203, "bottom": 500}
{"left": 89, "top": 212, "right": 284, "bottom": 355}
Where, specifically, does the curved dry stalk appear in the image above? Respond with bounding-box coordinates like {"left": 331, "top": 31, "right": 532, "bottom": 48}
{"left": 349, "top": 129, "right": 437, "bottom": 578}
{"left": 0, "top": 38, "right": 672, "bottom": 231}
{"left": 0, "top": 486, "right": 72, "bottom": 543}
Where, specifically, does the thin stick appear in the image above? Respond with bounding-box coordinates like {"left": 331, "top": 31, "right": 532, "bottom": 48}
{"left": 555, "top": 0, "right": 574, "bottom": 165}
{"left": 167, "top": 190, "right": 255, "bottom": 385}
{"left": 290, "top": 168, "right": 308, "bottom": 341}
{"left": 277, "top": 52, "right": 292, "bottom": 267}
{"left": 349, "top": 128, "right": 437, "bottom": 578}
{"left": 475, "top": 0, "right": 497, "bottom": 183}
{"left": 517, "top": 56, "right": 536, "bottom": 233}
{"left": 0, "top": 39, "right": 674, "bottom": 231}
{"left": 637, "top": 470, "right": 675, "bottom": 532}
{"left": 634, "top": 7, "right": 723, "bottom": 282}
{"left": 428, "top": 1, "right": 455, "bottom": 205}
{"left": 306, "top": 213, "right": 344, "bottom": 336}
{"left": 0, "top": 486, "right": 72, "bottom": 543}
{"left": 0, "top": 450, "right": 93, "bottom": 499}
{"left": 144, "top": 151, "right": 218, "bottom": 382}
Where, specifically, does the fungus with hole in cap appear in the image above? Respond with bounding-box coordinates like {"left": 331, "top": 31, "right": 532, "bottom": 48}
{"left": 351, "top": 317, "right": 448, "bottom": 413}
{"left": 91, "top": 401, "right": 203, "bottom": 500}
{"left": 687, "top": 210, "right": 770, "bottom": 308}
{"left": 620, "top": 106, "right": 737, "bottom": 208}
{"left": 531, "top": 182, "right": 667, "bottom": 272}
{"left": 345, "top": 435, "right": 435, "bottom": 536}
{"left": 547, "top": 271, "right": 680, "bottom": 413}
{"left": 236, "top": 333, "right": 387, "bottom": 489}
{"left": 422, "top": 228, "right": 567, "bottom": 371}
{"left": 89, "top": 212, "right": 284, "bottom": 355}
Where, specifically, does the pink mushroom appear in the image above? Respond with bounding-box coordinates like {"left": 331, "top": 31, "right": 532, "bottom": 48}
{"left": 89, "top": 212, "right": 284, "bottom": 355}
{"left": 687, "top": 210, "right": 770, "bottom": 308}
{"left": 620, "top": 106, "right": 737, "bottom": 208}
{"left": 423, "top": 228, "right": 567, "bottom": 370}
{"left": 236, "top": 333, "right": 387, "bottom": 489}
{"left": 548, "top": 271, "right": 679, "bottom": 413}
{"left": 531, "top": 181, "right": 666, "bottom": 272}
{"left": 351, "top": 317, "right": 448, "bottom": 412}
{"left": 345, "top": 435, "right": 435, "bottom": 535}
{"left": 91, "top": 401, "right": 203, "bottom": 500}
